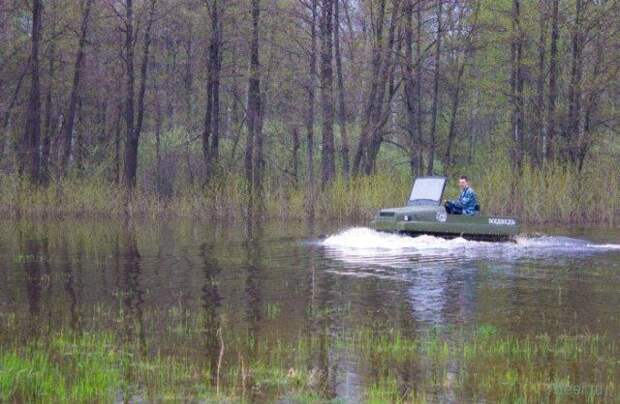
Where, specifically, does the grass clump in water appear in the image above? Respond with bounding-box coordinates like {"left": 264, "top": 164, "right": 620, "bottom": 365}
{"left": 353, "top": 325, "right": 617, "bottom": 403}
{"left": 0, "top": 333, "right": 121, "bottom": 402}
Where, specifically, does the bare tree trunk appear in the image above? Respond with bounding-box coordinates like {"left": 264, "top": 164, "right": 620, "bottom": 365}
{"left": 334, "top": 0, "right": 349, "bottom": 180}
{"left": 246, "top": 0, "right": 262, "bottom": 194}
{"left": 123, "top": 0, "right": 137, "bottom": 190}
{"left": 75, "top": 97, "right": 83, "bottom": 172}
{"left": 202, "top": 0, "right": 222, "bottom": 179}
{"left": 124, "top": 0, "right": 156, "bottom": 189}
{"left": 183, "top": 24, "right": 194, "bottom": 186}
{"left": 402, "top": 0, "right": 419, "bottom": 177}
{"left": 444, "top": 59, "right": 465, "bottom": 174}
{"left": 134, "top": 0, "right": 155, "bottom": 150}
{"left": 444, "top": 4, "right": 478, "bottom": 174}
{"left": 319, "top": 0, "right": 335, "bottom": 185}
{"left": 94, "top": 97, "right": 108, "bottom": 164}
{"left": 341, "top": 0, "right": 360, "bottom": 121}
{"left": 306, "top": 0, "right": 318, "bottom": 215}
{"left": 291, "top": 127, "right": 299, "bottom": 185}
{"left": 114, "top": 104, "right": 122, "bottom": 184}
{"left": 352, "top": 0, "right": 386, "bottom": 174}
{"left": 165, "top": 35, "right": 177, "bottom": 130}
{"left": 1, "top": 59, "right": 30, "bottom": 161}
{"left": 41, "top": 31, "right": 56, "bottom": 184}
{"left": 415, "top": 2, "right": 424, "bottom": 175}
{"left": 183, "top": 25, "right": 193, "bottom": 130}
{"left": 20, "top": 0, "right": 43, "bottom": 181}
{"left": 426, "top": 0, "right": 442, "bottom": 175}
{"left": 149, "top": 31, "right": 163, "bottom": 193}
{"left": 252, "top": 38, "right": 264, "bottom": 194}
{"left": 155, "top": 85, "right": 162, "bottom": 193}
{"left": 579, "top": 39, "right": 602, "bottom": 172}
{"left": 565, "top": 0, "right": 584, "bottom": 164}
{"left": 228, "top": 19, "right": 243, "bottom": 165}
{"left": 510, "top": 0, "right": 524, "bottom": 170}
{"left": 210, "top": 3, "right": 222, "bottom": 165}
{"left": 307, "top": 0, "right": 317, "bottom": 188}
{"left": 364, "top": 0, "right": 402, "bottom": 174}
{"left": 202, "top": 36, "right": 212, "bottom": 174}
{"left": 546, "top": 0, "right": 559, "bottom": 161}
{"left": 536, "top": 0, "right": 546, "bottom": 165}
{"left": 60, "top": 0, "right": 93, "bottom": 176}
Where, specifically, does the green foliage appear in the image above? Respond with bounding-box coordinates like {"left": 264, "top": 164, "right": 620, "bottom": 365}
{"left": 471, "top": 157, "right": 619, "bottom": 225}
{"left": 1, "top": 323, "right": 616, "bottom": 403}
{"left": 0, "top": 333, "right": 121, "bottom": 402}
{"left": 0, "top": 351, "right": 65, "bottom": 402}
{"left": 1, "top": 154, "right": 617, "bottom": 225}
{"left": 352, "top": 327, "right": 617, "bottom": 403}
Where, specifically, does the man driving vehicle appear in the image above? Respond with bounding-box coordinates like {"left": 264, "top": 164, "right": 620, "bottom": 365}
{"left": 445, "top": 176, "right": 479, "bottom": 215}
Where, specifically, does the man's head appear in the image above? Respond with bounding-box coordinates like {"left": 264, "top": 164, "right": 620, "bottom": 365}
{"left": 458, "top": 175, "right": 469, "bottom": 190}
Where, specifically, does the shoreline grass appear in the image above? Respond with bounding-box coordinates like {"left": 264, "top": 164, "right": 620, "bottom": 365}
{"left": 0, "top": 158, "right": 617, "bottom": 225}
{"left": 1, "top": 318, "right": 617, "bottom": 403}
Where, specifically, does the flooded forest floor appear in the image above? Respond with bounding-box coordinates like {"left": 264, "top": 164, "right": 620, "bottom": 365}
{"left": 1, "top": 218, "right": 619, "bottom": 402}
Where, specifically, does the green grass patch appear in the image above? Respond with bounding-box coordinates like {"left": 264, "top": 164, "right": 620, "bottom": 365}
{"left": 0, "top": 320, "right": 617, "bottom": 403}
{"left": 0, "top": 333, "right": 121, "bottom": 402}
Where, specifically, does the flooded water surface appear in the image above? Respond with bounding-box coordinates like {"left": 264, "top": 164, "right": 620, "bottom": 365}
{"left": 1, "top": 219, "right": 619, "bottom": 402}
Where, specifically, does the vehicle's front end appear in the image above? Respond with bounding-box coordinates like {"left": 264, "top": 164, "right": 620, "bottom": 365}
{"left": 370, "top": 205, "right": 442, "bottom": 233}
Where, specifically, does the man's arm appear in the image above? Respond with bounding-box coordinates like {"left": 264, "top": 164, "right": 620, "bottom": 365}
{"left": 450, "top": 190, "right": 465, "bottom": 208}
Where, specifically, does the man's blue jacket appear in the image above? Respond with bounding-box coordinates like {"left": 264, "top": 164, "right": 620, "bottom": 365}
{"left": 452, "top": 187, "right": 479, "bottom": 215}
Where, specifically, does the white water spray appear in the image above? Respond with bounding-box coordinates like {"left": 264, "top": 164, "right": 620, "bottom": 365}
{"left": 321, "top": 227, "right": 620, "bottom": 262}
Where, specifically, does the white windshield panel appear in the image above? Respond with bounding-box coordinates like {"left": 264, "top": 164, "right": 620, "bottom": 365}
{"left": 409, "top": 177, "right": 446, "bottom": 204}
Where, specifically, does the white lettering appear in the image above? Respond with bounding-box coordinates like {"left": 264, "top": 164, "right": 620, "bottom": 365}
{"left": 488, "top": 218, "right": 516, "bottom": 226}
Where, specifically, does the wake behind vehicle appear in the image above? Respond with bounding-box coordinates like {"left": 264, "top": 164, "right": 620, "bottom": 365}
{"left": 370, "top": 177, "right": 519, "bottom": 241}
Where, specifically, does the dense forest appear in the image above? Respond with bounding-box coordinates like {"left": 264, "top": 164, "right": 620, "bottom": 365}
{"left": 0, "top": 0, "right": 618, "bottom": 223}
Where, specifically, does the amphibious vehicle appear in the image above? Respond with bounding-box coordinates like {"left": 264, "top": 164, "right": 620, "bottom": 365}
{"left": 370, "top": 177, "right": 519, "bottom": 241}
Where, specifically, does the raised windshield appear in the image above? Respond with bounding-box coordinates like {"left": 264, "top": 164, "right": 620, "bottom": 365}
{"left": 408, "top": 177, "right": 446, "bottom": 206}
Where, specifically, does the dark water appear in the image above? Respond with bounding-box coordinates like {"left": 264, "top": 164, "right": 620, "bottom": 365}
{"left": 1, "top": 219, "right": 619, "bottom": 398}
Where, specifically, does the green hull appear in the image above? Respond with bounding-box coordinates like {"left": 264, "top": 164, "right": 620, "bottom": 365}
{"left": 370, "top": 198, "right": 519, "bottom": 242}
{"left": 371, "top": 176, "right": 520, "bottom": 242}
